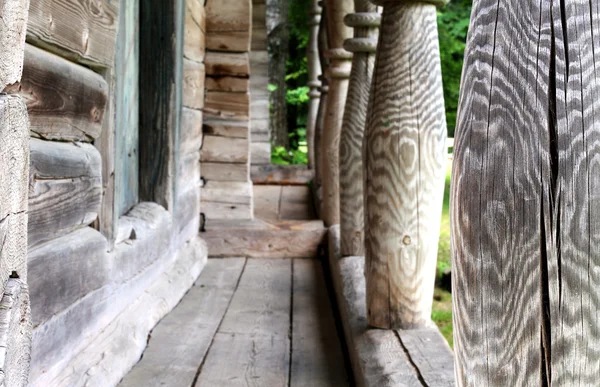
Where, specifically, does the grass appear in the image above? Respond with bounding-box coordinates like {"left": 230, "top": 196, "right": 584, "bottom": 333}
{"left": 432, "top": 160, "right": 453, "bottom": 347}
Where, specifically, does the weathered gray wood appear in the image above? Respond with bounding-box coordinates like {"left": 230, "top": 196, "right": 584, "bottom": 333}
{"left": 28, "top": 140, "right": 102, "bottom": 248}
{"left": 184, "top": 0, "right": 205, "bottom": 63}
{"left": 139, "top": 0, "right": 185, "bottom": 211}
{"left": 280, "top": 186, "right": 316, "bottom": 220}
{"left": 201, "top": 162, "right": 248, "bottom": 182}
{"left": 321, "top": 0, "right": 353, "bottom": 226}
{"left": 115, "top": 0, "right": 140, "bottom": 216}
{"left": 203, "top": 118, "right": 249, "bottom": 138}
{"left": 27, "top": 0, "right": 118, "bottom": 68}
{"left": 306, "top": 0, "right": 322, "bottom": 169}
{"left": 200, "top": 135, "right": 249, "bottom": 163}
{"left": 204, "top": 0, "right": 251, "bottom": 52}
{"left": 206, "top": 76, "right": 249, "bottom": 92}
{"left": 204, "top": 51, "right": 250, "bottom": 77}
{"left": 5, "top": 44, "right": 108, "bottom": 142}
{"left": 180, "top": 107, "right": 203, "bottom": 155}
{"left": 251, "top": 164, "right": 314, "bottom": 185}
{"left": 0, "top": 279, "right": 32, "bottom": 387}
{"left": 195, "top": 332, "right": 289, "bottom": 387}
{"left": 219, "top": 259, "right": 292, "bottom": 336}
{"left": 201, "top": 201, "right": 253, "bottom": 220}
{"left": 0, "top": 0, "right": 29, "bottom": 91}
{"left": 339, "top": 5, "right": 379, "bottom": 257}
{"left": 174, "top": 186, "right": 201, "bottom": 244}
{"left": 253, "top": 185, "right": 282, "bottom": 220}
{"left": 250, "top": 141, "right": 270, "bottom": 164}
{"left": 364, "top": 1, "right": 446, "bottom": 329}
{"left": 204, "top": 91, "right": 250, "bottom": 121}
{"left": 452, "top": 1, "right": 600, "bottom": 385}
{"left": 183, "top": 59, "right": 205, "bottom": 110}
{"left": 119, "top": 258, "right": 246, "bottom": 387}
{"left": 201, "top": 181, "right": 252, "bottom": 204}
{"left": 291, "top": 259, "right": 349, "bottom": 386}
{"left": 28, "top": 227, "right": 109, "bottom": 328}
{"left": 203, "top": 219, "right": 327, "bottom": 258}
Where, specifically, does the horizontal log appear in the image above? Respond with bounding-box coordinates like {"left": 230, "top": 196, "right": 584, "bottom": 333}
{"left": 203, "top": 118, "right": 249, "bottom": 138}
{"left": 0, "top": 0, "right": 29, "bottom": 90}
{"left": 251, "top": 99, "right": 269, "bottom": 119}
{"left": 27, "top": 0, "right": 119, "bottom": 68}
{"left": 183, "top": 60, "right": 205, "bottom": 110}
{"left": 251, "top": 130, "right": 269, "bottom": 142}
{"left": 206, "top": 76, "right": 249, "bottom": 92}
{"left": 28, "top": 227, "right": 109, "bottom": 328}
{"left": 201, "top": 201, "right": 253, "bottom": 220}
{"left": 251, "top": 28, "right": 267, "bottom": 51}
{"left": 253, "top": 3, "right": 266, "bottom": 30}
{"left": 184, "top": 2, "right": 205, "bottom": 63}
{"left": 251, "top": 118, "right": 269, "bottom": 135}
{"left": 205, "top": 0, "right": 250, "bottom": 33}
{"left": 201, "top": 162, "right": 249, "bottom": 182}
{"left": 0, "top": 95, "right": 29, "bottom": 286}
{"left": 201, "top": 181, "right": 252, "bottom": 204}
{"left": 204, "top": 91, "right": 249, "bottom": 121}
{"left": 28, "top": 140, "right": 103, "bottom": 248}
{"left": 251, "top": 164, "right": 315, "bottom": 185}
{"left": 200, "top": 135, "right": 249, "bottom": 163}
{"left": 206, "top": 31, "right": 250, "bottom": 52}
{"left": 6, "top": 44, "right": 108, "bottom": 142}
{"left": 180, "top": 107, "right": 203, "bottom": 155}
{"left": 251, "top": 142, "right": 271, "bottom": 165}
{"left": 205, "top": 52, "right": 249, "bottom": 77}
{"left": 187, "top": 0, "right": 205, "bottom": 32}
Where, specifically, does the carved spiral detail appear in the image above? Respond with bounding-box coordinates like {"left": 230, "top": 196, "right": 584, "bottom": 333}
{"left": 370, "top": 0, "right": 448, "bottom": 7}
{"left": 344, "top": 37, "right": 378, "bottom": 53}
{"left": 344, "top": 12, "right": 381, "bottom": 28}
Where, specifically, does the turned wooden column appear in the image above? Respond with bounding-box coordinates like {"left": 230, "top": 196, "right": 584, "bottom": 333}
{"left": 306, "top": 0, "right": 322, "bottom": 170}
{"left": 321, "top": 0, "right": 354, "bottom": 227}
{"left": 313, "top": 2, "right": 329, "bottom": 216}
{"left": 364, "top": 0, "right": 447, "bottom": 329}
{"left": 339, "top": 2, "right": 380, "bottom": 257}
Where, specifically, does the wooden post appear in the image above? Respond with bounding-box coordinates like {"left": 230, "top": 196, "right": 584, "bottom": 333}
{"left": 321, "top": 0, "right": 353, "bottom": 227}
{"left": 306, "top": 0, "right": 322, "bottom": 170}
{"left": 339, "top": 2, "right": 379, "bottom": 257}
{"left": 453, "top": 2, "right": 600, "bottom": 385}
{"left": 364, "top": 0, "right": 447, "bottom": 329}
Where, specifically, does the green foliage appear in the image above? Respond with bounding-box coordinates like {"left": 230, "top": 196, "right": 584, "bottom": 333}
{"left": 437, "top": 0, "right": 472, "bottom": 137}
{"left": 271, "top": 145, "right": 309, "bottom": 165}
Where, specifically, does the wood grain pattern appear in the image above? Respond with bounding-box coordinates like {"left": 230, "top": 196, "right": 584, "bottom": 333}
{"left": 203, "top": 118, "right": 249, "bottom": 138}
{"left": 27, "top": 0, "right": 118, "bottom": 68}
{"left": 321, "top": 0, "right": 353, "bottom": 226}
{"left": 206, "top": 31, "right": 251, "bottom": 52}
{"left": 204, "top": 91, "right": 250, "bottom": 121}
{"left": 306, "top": 0, "right": 322, "bottom": 169}
{"left": 200, "top": 135, "right": 249, "bottom": 163}
{"left": 7, "top": 44, "right": 108, "bottom": 142}
{"left": 339, "top": 4, "right": 379, "bottom": 257}
{"left": 180, "top": 107, "right": 203, "bottom": 155}
{"left": 183, "top": 59, "right": 205, "bottom": 110}
{"left": 201, "top": 162, "right": 249, "bottom": 182}
{"left": 115, "top": 0, "right": 140, "bottom": 216}
{"left": 206, "top": 76, "right": 249, "bottom": 92}
{"left": 364, "top": 2, "right": 446, "bottom": 329}
{"left": 452, "top": 1, "right": 600, "bottom": 385}
{"left": 184, "top": 0, "right": 206, "bottom": 63}
{"left": 0, "top": 95, "right": 29, "bottom": 287}
{"left": 28, "top": 140, "right": 103, "bottom": 248}
{"left": 205, "top": 0, "right": 251, "bottom": 33}
{"left": 204, "top": 52, "right": 250, "bottom": 77}
{"left": 0, "top": 0, "right": 29, "bottom": 91}
{"left": 251, "top": 164, "right": 314, "bottom": 185}
{"left": 0, "top": 279, "right": 32, "bottom": 387}
{"left": 119, "top": 258, "right": 246, "bottom": 387}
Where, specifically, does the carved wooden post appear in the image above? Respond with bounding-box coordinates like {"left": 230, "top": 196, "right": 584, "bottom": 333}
{"left": 453, "top": 1, "right": 600, "bottom": 385}
{"left": 306, "top": 0, "right": 322, "bottom": 170}
{"left": 339, "top": 2, "right": 379, "bottom": 257}
{"left": 313, "top": 2, "right": 329, "bottom": 216}
{"left": 364, "top": 0, "right": 447, "bottom": 329}
{"left": 321, "top": 0, "right": 354, "bottom": 227}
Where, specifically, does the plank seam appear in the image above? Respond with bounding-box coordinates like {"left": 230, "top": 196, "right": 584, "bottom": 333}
{"left": 190, "top": 258, "right": 248, "bottom": 386}
{"left": 393, "top": 330, "right": 427, "bottom": 387}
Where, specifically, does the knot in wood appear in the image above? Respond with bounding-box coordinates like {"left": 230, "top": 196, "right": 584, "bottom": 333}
{"left": 344, "top": 12, "right": 381, "bottom": 28}
{"left": 402, "top": 235, "right": 411, "bottom": 245}
{"left": 343, "top": 37, "right": 378, "bottom": 53}
{"left": 369, "top": 0, "right": 448, "bottom": 7}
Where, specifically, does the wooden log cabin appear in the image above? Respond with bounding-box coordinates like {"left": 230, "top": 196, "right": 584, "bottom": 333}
{"left": 0, "top": 0, "right": 599, "bottom": 386}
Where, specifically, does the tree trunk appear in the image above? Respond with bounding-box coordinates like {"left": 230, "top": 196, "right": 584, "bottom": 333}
{"left": 266, "top": 0, "right": 290, "bottom": 148}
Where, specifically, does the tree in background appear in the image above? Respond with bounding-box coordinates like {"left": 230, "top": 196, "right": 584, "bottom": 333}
{"left": 267, "top": 0, "right": 291, "bottom": 148}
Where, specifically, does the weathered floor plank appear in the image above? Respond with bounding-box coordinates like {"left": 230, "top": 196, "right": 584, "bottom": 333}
{"left": 291, "top": 259, "right": 349, "bottom": 387}
{"left": 119, "top": 258, "right": 246, "bottom": 387}
{"left": 252, "top": 185, "right": 281, "bottom": 220}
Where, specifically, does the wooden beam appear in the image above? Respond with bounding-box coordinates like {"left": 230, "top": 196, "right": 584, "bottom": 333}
{"left": 0, "top": 0, "right": 29, "bottom": 91}
{"left": 180, "top": 107, "right": 204, "bottom": 155}
{"left": 205, "top": 0, "right": 251, "bottom": 34}
{"left": 201, "top": 162, "right": 248, "bottom": 182}
{"left": 28, "top": 139, "right": 103, "bottom": 249}
{"left": 200, "top": 135, "right": 249, "bottom": 163}
{"left": 364, "top": 1, "right": 446, "bottom": 329}
{"left": 204, "top": 91, "right": 250, "bottom": 121}
{"left": 205, "top": 76, "right": 249, "bottom": 92}
{"left": 339, "top": 4, "right": 380, "bottom": 257}
{"left": 204, "top": 51, "right": 250, "bottom": 77}
{"left": 139, "top": 0, "right": 185, "bottom": 211}
{"left": 5, "top": 44, "right": 109, "bottom": 142}
{"left": 184, "top": 0, "right": 206, "bottom": 63}
{"left": 27, "top": 0, "right": 119, "bottom": 69}
{"left": 203, "top": 118, "right": 249, "bottom": 138}
{"left": 183, "top": 59, "right": 205, "bottom": 110}
{"left": 251, "top": 164, "right": 314, "bottom": 185}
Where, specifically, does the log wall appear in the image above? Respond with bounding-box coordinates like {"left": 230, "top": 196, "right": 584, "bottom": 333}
{"left": 201, "top": 0, "right": 254, "bottom": 221}
{"left": 17, "top": 0, "right": 210, "bottom": 385}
